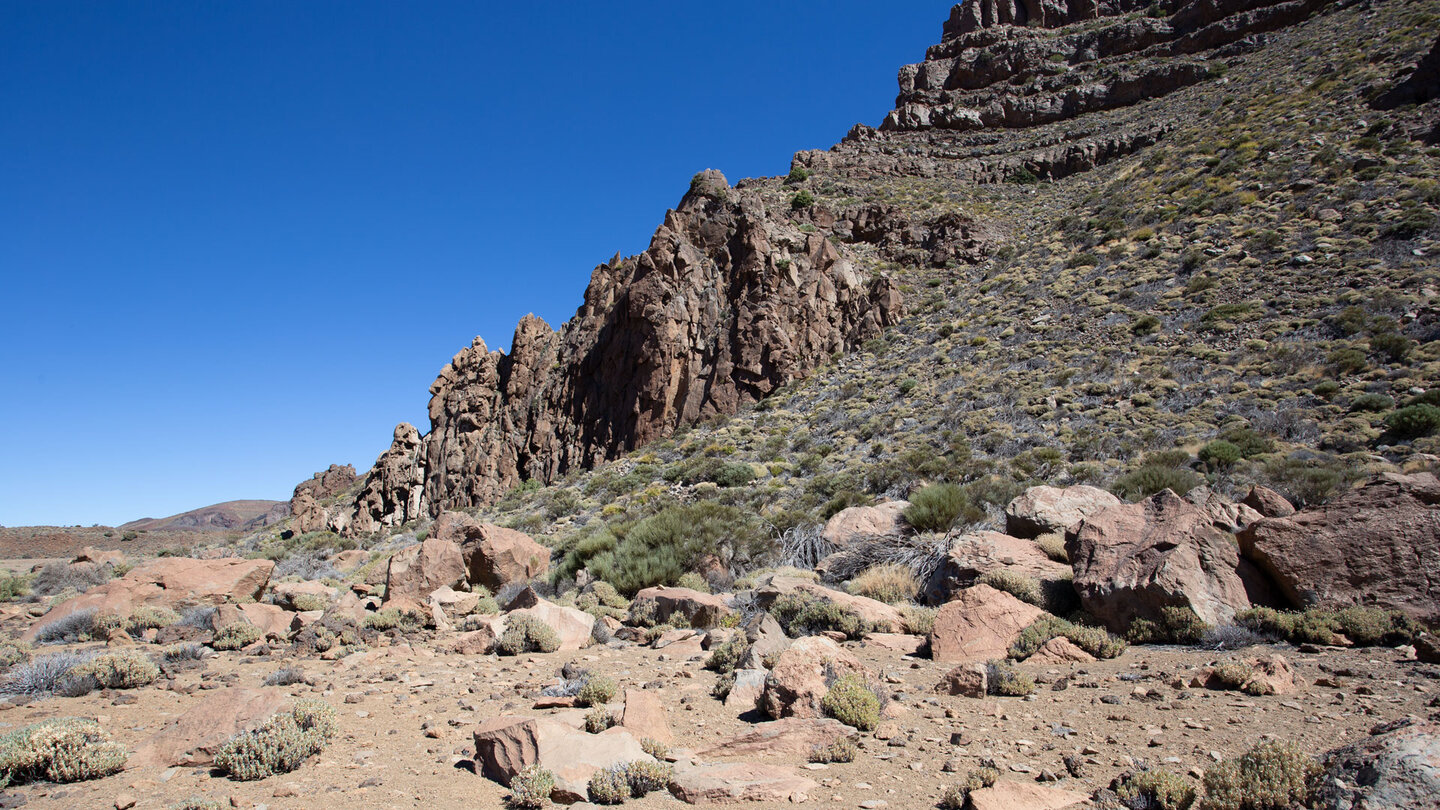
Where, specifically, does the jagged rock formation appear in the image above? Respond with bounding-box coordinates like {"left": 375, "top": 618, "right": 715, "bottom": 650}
{"left": 288, "top": 464, "right": 357, "bottom": 534}
{"left": 339, "top": 172, "right": 901, "bottom": 531}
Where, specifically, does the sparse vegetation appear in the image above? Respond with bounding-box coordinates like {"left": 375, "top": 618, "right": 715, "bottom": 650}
{"left": 1200, "top": 741, "right": 1319, "bottom": 810}
{"left": 0, "top": 717, "right": 127, "bottom": 786}
{"left": 497, "top": 614, "right": 562, "bottom": 655}
{"left": 214, "top": 698, "right": 338, "bottom": 781}
{"left": 821, "top": 674, "right": 881, "bottom": 731}
{"left": 1010, "top": 615, "right": 1127, "bottom": 660}
{"left": 770, "top": 592, "right": 869, "bottom": 639}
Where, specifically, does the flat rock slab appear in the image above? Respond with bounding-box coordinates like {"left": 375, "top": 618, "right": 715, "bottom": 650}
{"left": 695, "top": 718, "right": 856, "bottom": 760}
{"left": 129, "top": 687, "right": 289, "bottom": 770}
{"left": 668, "top": 762, "right": 818, "bottom": 804}
{"left": 968, "top": 781, "right": 1088, "bottom": 810}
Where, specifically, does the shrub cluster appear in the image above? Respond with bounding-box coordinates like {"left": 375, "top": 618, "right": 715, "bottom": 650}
{"left": 705, "top": 637, "right": 751, "bottom": 674}
{"left": 1200, "top": 741, "right": 1319, "bottom": 810}
{"left": 211, "top": 622, "right": 263, "bottom": 651}
{"left": 821, "top": 674, "right": 881, "bottom": 731}
{"left": 770, "top": 593, "right": 869, "bottom": 640}
{"left": 808, "top": 736, "right": 857, "bottom": 763}
{"left": 0, "top": 717, "right": 127, "bottom": 786}
{"left": 496, "top": 614, "right": 562, "bottom": 655}
{"left": 586, "top": 760, "right": 674, "bottom": 804}
{"left": 1236, "top": 606, "right": 1418, "bottom": 647}
{"left": 985, "top": 659, "right": 1036, "bottom": 697}
{"left": 576, "top": 675, "right": 617, "bottom": 707}
{"left": 977, "top": 569, "right": 1043, "bottom": 606}
{"left": 68, "top": 650, "right": 160, "bottom": 690}
{"left": 214, "top": 699, "right": 337, "bottom": 781}
{"left": 939, "top": 767, "right": 998, "bottom": 809}
{"left": 584, "top": 708, "right": 616, "bottom": 734}
{"left": 903, "top": 483, "right": 980, "bottom": 532}
{"left": 847, "top": 563, "right": 918, "bottom": 604}
{"left": 1115, "top": 768, "right": 1196, "bottom": 810}
{"left": 509, "top": 764, "right": 555, "bottom": 808}
{"left": 1009, "top": 616, "right": 1126, "bottom": 660}
{"left": 1127, "top": 606, "right": 1212, "bottom": 645}
{"left": 576, "top": 503, "right": 767, "bottom": 595}
{"left": 362, "top": 607, "right": 423, "bottom": 633}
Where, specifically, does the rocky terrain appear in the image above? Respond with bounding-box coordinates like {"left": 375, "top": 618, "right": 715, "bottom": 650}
{"left": 3, "top": 0, "right": 1439, "bottom": 807}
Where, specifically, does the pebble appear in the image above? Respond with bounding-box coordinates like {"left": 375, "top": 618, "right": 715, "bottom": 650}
{"left": 114, "top": 795, "right": 136, "bottom": 810}
{"left": 860, "top": 802, "right": 888, "bottom": 809}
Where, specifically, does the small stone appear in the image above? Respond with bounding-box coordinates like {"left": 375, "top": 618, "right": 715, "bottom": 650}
{"left": 114, "top": 795, "right": 137, "bottom": 810}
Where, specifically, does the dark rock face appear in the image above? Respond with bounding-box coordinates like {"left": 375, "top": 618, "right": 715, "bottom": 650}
{"left": 341, "top": 172, "right": 901, "bottom": 530}
{"left": 1237, "top": 473, "right": 1440, "bottom": 623}
{"left": 1314, "top": 719, "right": 1440, "bottom": 810}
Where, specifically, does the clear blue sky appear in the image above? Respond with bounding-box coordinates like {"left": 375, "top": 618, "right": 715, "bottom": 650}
{"left": 0, "top": 1, "right": 945, "bottom": 527}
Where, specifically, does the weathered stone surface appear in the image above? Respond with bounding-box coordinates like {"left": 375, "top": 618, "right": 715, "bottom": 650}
{"left": 1187, "top": 486, "right": 1264, "bottom": 532}
{"left": 384, "top": 538, "right": 466, "bottom": 604}
{"left": 822, "top": 501, "right": 909, "bottom": 549}
{"left": 968, "top": 780, "right": 1088, "bottom": 810}
{"left": 1026, "top": 636, "right": 1095, "bottom": 666}
{"left": 926, "top": 530, "right": 1073, "bottom": 604}
{"left": 865, "top": 633, "right": 926, "bottom": 655}
{"left": 1005, "top": 485, "right": 1121, "bottom": 539}
{"left": 473, "top": 716, "right": 543, "bottom": 786}
{"left": 696, "top": 718, "right": 856, "bottom": 760}
{"left": 937, "top": 663, "right": 988, "bottom": 697}
{"left": 1067, "top": 489, "right": 1251, "bottom": 631}
{"left": 473, "top": 715, "right": 655, "bottom": 801}
{"left": 760, "top": 636, "right": 866, "bottom": 720}
{"left": 755, "top": 577, "right": 905, "bottom": 634}
{"left": 620, "top": 688, "right": 672, "bottom": 744}
{"left": 1242, "top": 485, "right": 1296, "bottom": 518}
{"left": 431, "top": 512, "right": 550, "bottom": 590}
{"left": 1417, "top": 633, "right": 1440, "bottom": 665}
{"left": 494, "top": 596, "right": 596, "bottom": 651}
{"left": 450, "top": 627, "right": 498, "bottom": 655}
{"left": 631, "top": 586, "right": 733, "bottom": 629}
{"left": 270, "top": 580, "right": 334, "bottom": 611}
{"left": 341, "top": 172, "right": 901, "bottom": 532}
{"left": 1193, "top": 654, "right": 1299, "bottom": 695}
{"left": 24, "top": 557, "right": 275, "bottom": 642}
{"left": 668, "top": 762, "right": 818, "bottom": 804}
{"left": 725, "top": 669, "right": 770, "bottom": 711}
{"left": 289, "top": 463, "right": 358, "bottom": 533}
{"left": 929, "top": 584, "right": 1044, "bottom": 664}
{"left": 1315, "top": 719, "right": 1440, "bottom": 810}
{"left": 129, "top": 688, "right": 289, "bottom": 769}
{"left": 1238, "top": 473, "right": 1440, "bottom": 623}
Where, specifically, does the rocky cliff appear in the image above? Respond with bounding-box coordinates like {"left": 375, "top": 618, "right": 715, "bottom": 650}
{"left": 335, "top": 172, "right": 902, "bottom": 534}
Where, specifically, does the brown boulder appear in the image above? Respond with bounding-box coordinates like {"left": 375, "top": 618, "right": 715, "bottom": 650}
{"left": 968, "top": 781, "right": 1088, "bottom": 810}
{"left": 450, "top": 627, "right": 499, "bottom": 655}
{"left": 822, "top": 501, "right": 909, "bottom": 549}
{"left": 432, "top": 512, "right": 550, "bottom": 590}
{"left": 620, "top": 688, "right": 672, "bottom": 744}
{"left": 1067, "top": 489, "right": 1250, "bottom": 631}
{"left": 929, "top": 584, "right": 1044, "bottom": 664}
{"left": 755, "top": 577, "right": 905, "bottom": 634}
{"left": 937, "top": 663, "right": 988, "bottom": 697}
{"left": 760, "top": 636, "right": 866, "bottom": 719}
{"left": 926, "top": 530, "right": 1074, "bottom": 604}
{"left": 1027, "top": 636, "right": 1095, "bottom": 666}
{"left": 1237, "top": 473, "right": 1440, "bottom": 623}
{"left": 384, "top": 538, "right": 466, "bottom": 603}
{"left": 24, "top": 557, "right": 274, "bottom": 642}
{"left": 1242, "top": 485, "right": 1296, "bottom": 518}
{"left": 473, "top": 716, "right": 654, "bottom": 801}
{"left": 668, "top": 762, "right": 818, "bottom": 804}
{"left": 631, "top": 586, "right": 733, "bottom": 629}
{"left": 129, "top": 688, "right": 289, "bottom": 769}
{"left": 696, "top": 718, "right": 856, "bottom": 760}
{"left": 1006, "top": 485, "right": 1121, "bottom": 539}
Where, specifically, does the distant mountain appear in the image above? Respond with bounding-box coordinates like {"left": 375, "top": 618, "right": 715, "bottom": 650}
{"left": 121, "top": 500, "right": 289, "bottom": 532}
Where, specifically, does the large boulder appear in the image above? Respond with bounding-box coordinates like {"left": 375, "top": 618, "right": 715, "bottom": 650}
{"left": 1005, "top": 485, "right": 1120, "bottom": 539}
{"left": 630, "top": 586, "right": 733, "bottom": 629}
{"left": 488, "top": 591, "right": 596, "bottom": 651}
{"left": 926, "top": 530, "right": 1074, "bottom": 605}
{"left": 668, "top": 762, "right": 818, "bottom": 804}
{"left": 1067, "top": 489, "right": 1251, "bottom": 631}
{"left": 695, "top": 718, "right": 856, "bottom": 760}
{"left": 1314, "top": 719, "right": 1440, "bottom": 810}
{"left": 473, "top": 715, "right": 655, "bottom": 801}
{"left": 128, "top": 688, "right": 289, "bottom": 769}
{"left": 754, "top": 576, "right": 905, "bottom": 634}
{"left": 1237, "top": 473, "right": 1440, "bottom": 623}
{"left": 968, "top": 781, "right": 1088, "bottom": 810}
{"left": 929, "top": 584, "right": 1044, "bottom": 663}
{"left": 1242, "top": 485, "right": 1296, "bottom": 518}
{"left": 619, "top": 688, "right": 673, "bottom": 744}
{"left": 760, "top": 636, "right": 866, "bottom": 720}
{"left": 823, "top": 501, "right": 909, "bottom": 549}
{"left": 384, "top": 538, "right": 466, "bottom": 603}
{"left": 1187, "top": 486, "right": 1264, "bottom": 532}
{"left": 23, "top": 557, "right": 275, "bottom": 642}
{"left": 433, "top": 512, "right": 550, "bottom": 590}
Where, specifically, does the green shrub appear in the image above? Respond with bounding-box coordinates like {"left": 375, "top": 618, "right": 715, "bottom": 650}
{"left": 584, "top": 708, "right": 616, "bottom": 734}
{"left": 848, "top": 563, "right": 919, "bottom": 604}
{"left": 1328, "top": 347, "right": 1368, "bottom": 375}
{"left": 577, "top": 675, "right": 617, "bottom": 707}
{"left": 497, "top": 614, "right": 562, "bottom": 655}
{"left": 790, "top": 190, "right": 815, "bottom": 210}
{"left": 0, "top": 643, "right": 28, "bottom": 671}
{"left": 770, "top": 593, "right": 869, "bottom": 640}
{"left": 1112, "top": 464, "right": 1202, "bottom": 501}
{"left": 897, "top": 604, "right": 936, "bottom": 636}
{"left": 509, "top": 764, "right": 555, "bottom": 808}
{"left": 1200, "top": 741, "right": 1319, "bottom": 810}
{"left": 0, "top": 574, "right": 31, "bottom": 602}
{"left": 978, "top": 570, "right": 1043, "bottom": 606}
{"left": 588, "top": 763, "right": 630, "bottom": 804}
{"left": 1235, "top": 606, "right": 1416, "bottom": 647}
{"left": 1132, "top": 314, "right": 1162, "bottom": 335}
{"left": 289, "top": 593, "right": 329, "bottom": 612}
{"left": 0, "top": 717, "right": 127, "bottom": 786}
{"left": 1127, "top": 606, "right": 1211, "bottom": 645}
{"left": 1386, "top": 404, "right": 1440, "bottom": 438}
{"left": 639, "top": 738, "right": 668, "bottom": 760}
{"left": 70, "top": 650, "right": 159, "bottom": 689}
{"left": 1198, "top": 441, "right": 1243, "bottom": 469}
{"left": 785, "top": 166, "right": 812, "bottom": 184}
{"left": 126, "top": 606, "right": 180, "bottom": 634}
{"left": 705, "top": 638, "right": 751, "bottom": 674}
{"left": 214, "top": 698, "right": 337, "bottom": 781}
{"left": 986, "top": 659, "right": 1036, "bottom": 696}
{"left": 624, "top": 760, "right": 673, "bottom": 797}
{"left": 1117, "top": 769, "right": 1197, "bottom": 810}
{"left": 903, "top": 483, "right": 974, "bottom": 532}
{"left": 821, "top": 675, "right": 881, "bottom": 731}
{"left": 808, "top": 736, "right": 857, "bottom": 763}
{"left": 1010, "top": 616, "right": 1126, "bottom": 660}
{"left": 362, "top": 607, "right": 423, "bottom": 633}
{"left": 940, "top": 767, "right": 999, "bottom": 809}
{"left": 1370, "top": 332, "right": 1413, "bottom": 363}
{"left": 586, "top": 502, "right": 767, "bottom": 595}
{"left": 1348, "top": 392, "right": 1395, "bottom": 412}
{"left": 1312, "top": 380, "right": 1340, "bottom": 399}
{"left": 713, "top": 462, "right": 757, "bottom": 488}
{"left": 211, "top": 623, "right": 263, "bottom": 651}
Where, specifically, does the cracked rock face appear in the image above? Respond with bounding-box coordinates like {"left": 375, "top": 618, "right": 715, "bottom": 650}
{"left": 340, "top": 171, "right": 901, "bottom": 532}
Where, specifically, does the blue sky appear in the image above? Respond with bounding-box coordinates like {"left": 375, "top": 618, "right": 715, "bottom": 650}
{"left": 0, "top": 1, "right": 944, "bottom": 526}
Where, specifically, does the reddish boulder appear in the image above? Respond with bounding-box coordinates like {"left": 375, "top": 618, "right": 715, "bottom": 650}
{"left": 968, "top": 781, "right": 1087, "bottom": 810}
{"left": 1067, "top": 489, "right": 1250, "bottom": 631}
{"left": 620, "top": 688, "right": 673, "bottom": 744}
{"left": 668, "top": 762, "right": 818, "bottom": 804}
{"left": 129, "top": 688, "right": 289, "bottom": 769}
{"left": 760, "top": 636, "right": 866, "bottom": 719}
{"left": 1005, "top": 485, "right": 1121, "bottom": 539}
{"left": 1242, "top": 485, "right": 1296, "bottom": 518}
{"left": 384, "top": 538, "right": 466, "bottom": 603}
{"left": 929, "top": 584, "right": 1044, "bottom": 664}
{"left": 1026, "top": 636, "right": 1095, "bottom": 666}
{"left": 755, "top": 577, "right": 905, "bottom": 634}
{"left": 823, "top": 501, "right": 909, "bottom": 548}
{"left": 433, "top": 512, "right": 550, "bottom": 590}
{"left": 1237, "top": 473, "right": 1440, "bottom": 623}
{"left": 630, "top": 586, "right": 733, "bottom": 629}
{"left": 695, "top": 718, "right": 856, "bottom": 760}
{"left": 937, "top": 663, "right": 988, "bottom": 697}
{"left": 926, "top": 530, "right": 1073, "bottom": 604}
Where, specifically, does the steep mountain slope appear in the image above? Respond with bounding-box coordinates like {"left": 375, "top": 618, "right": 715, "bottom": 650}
{"left": 313, "top": 0, "right": 1438, "bottom": 553}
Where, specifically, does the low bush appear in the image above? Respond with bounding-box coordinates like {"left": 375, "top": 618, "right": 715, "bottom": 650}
{"left": 1112, "top": 463, "right": 1202, "bottom": 502}
{"left": 497, "top": 614, "right": 562, "bottom": 655}
{"left": 0, "top": 574, "right": 31, "bottom": 602}
{"left": 1010, "top": 616, "right": 1126, "bottom": 660}
{"left": 897, "top": 604, "right": 936, "bottom": 636}
{"left": 770, "top": 593, "right": 869, "bottom": 640}
{"left": 1200, "top": 741, "right": 1319, "bottom": 810}
{"left": 32, "top": 609, "right": 99, "bottom": 644}
{"left": 31, "top": 563, "right": 113, "bottom": 597}
{"left": 790, "top": 190, "right": 815, "bottom": 210}
{"left": 509, "top": 764, "right": 555, "bottom": 808}
{"left": 169, "top": 799, "right": 223, "bottom": 810}
{"left": 808, "top": 736, "right": 857, "bottom": 763}
{"left": 903, "top": 483, "right": 977, "bottom": 532}
{"left": 639, "top": 737, "right": 668, "bottom": 760}
{"left": 1116, "top": 768, "right": 1197, "bottom": 810}
{"left": 264, "top": 666, "right": 307, "bottom": 687}
{"left": 1198, "top": 440, "right": 1242, "bottom": 470}
{"left": 978, "top": 570, "right": 1042, "bottom": 606}
{"left": 211, "top": 623, "right": 263, "bottom": 651}
{"left": 939, "top": 767, "right": 999, "bottom": 809}
{"left": 624, "top": 760, "right": 673, "bottom": 797}
{"left": 126, "top": 605, "right": 181, "bottom": 634}
{"left": 1035, "top": 533, "right": 1069, "bottom": 563}
{"left": 705, "top": 638, "right": 751, "bottom": 674}
{"left": 0, "top": 643, "right": 25, "bottom": 672}
{"left": 214, "top": 698, "right": 337, "bottom": 781}
{"left": 1235, "top": 606, "right": 1417, "bottom": 647}
{"left": 69, "top": 650, "right": 159, "bottom": 689}
{"left": 1386, "top": 403, "right": 1440, "bottom": 438}
{"left": 577, "top": 675, "right": 617, "bottom": 707}
{"left": 588, "top": 763, "right": 630, "bottom": 804}
{"left": 362, "top": 607, "right": 423, "bottom": 633}
{"left": 821, "top": 675, "right": 881, "bottom": 731}
{"left": 585, "top": 503, "right": 768, "bottom": 595}
{"left": 584, "top": 708, "right": 616, "bottom": 734}
{"left": 0, "top": 651, "right": 94, "bottom": 696}
{"left": 1127, "top": 606, "right": 1211, "bottom": 645}
{"left": 986, "top": 659, "right": 1036, "bottom": 696}
{"left": 162, "top": 643, "right": 207, "bottom": 663}
{"left": 0, "top": 717, "right": 127, "bottom": 786}
{"left": 848, "top": 563, "right": 918, "bottom": 604}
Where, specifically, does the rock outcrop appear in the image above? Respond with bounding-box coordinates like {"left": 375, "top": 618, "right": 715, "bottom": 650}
{"left": 431, "top": 512, "right": 550, "bottom": 591}
{"left": 289, "top": 464, "right": 357, "bottom": 534}
{"left": 1005, "top": 485, "right": 1121, "bottom": 539}
{"left": 1314, "top": 719, "right": 1440, "bottom": 810}
{"left": 1067, "top": 489, "right": 1251, "bottom": 631}
{"left": 1237, "top": 472, "right": 1440, "bottom": 623}
{"left": 929, "top": 583, "right": 1045, "bottom": 663}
